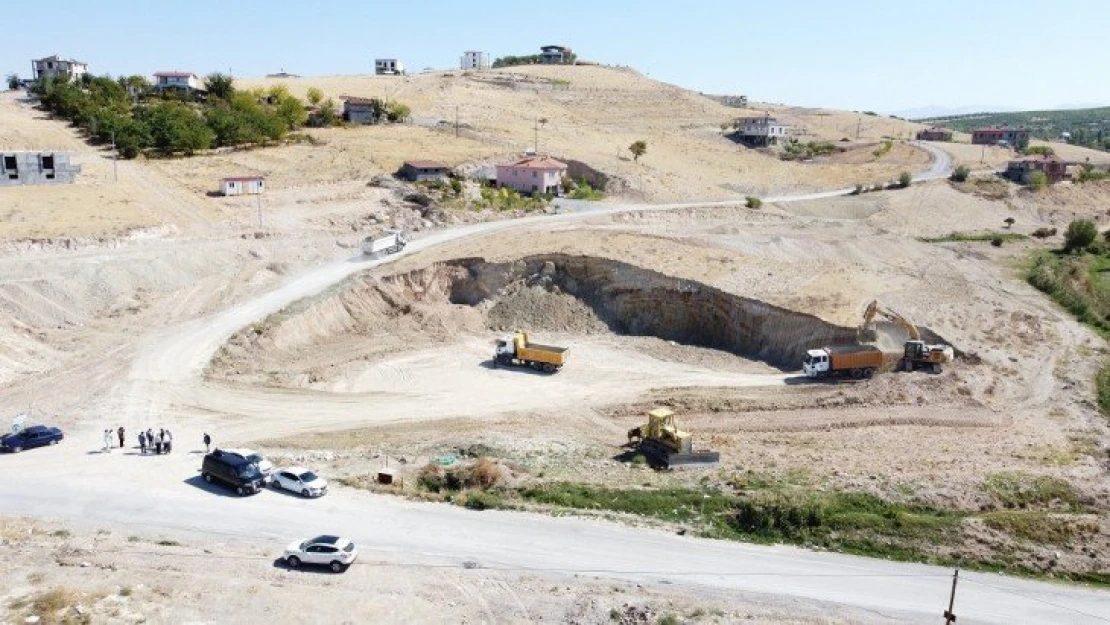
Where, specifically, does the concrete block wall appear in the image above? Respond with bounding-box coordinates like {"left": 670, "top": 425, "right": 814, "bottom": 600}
{"left": 0, "top": 152, "right": 81, "bottom": 187}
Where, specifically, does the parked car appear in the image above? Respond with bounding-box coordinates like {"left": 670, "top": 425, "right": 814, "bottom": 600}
{"left": 1, "top": 425, "right": 64, "bottom": 453}
{"left": 224, "top": 448, "right": 274, "bottom": 482}
{"left": 271, "top": 467, "right": 329, "bottom": 498}
{"left": 200, "top": 449, "right": 265, "bottom": 496}
{"left": 283, "top": 535, "right": 358, "bottom": 573}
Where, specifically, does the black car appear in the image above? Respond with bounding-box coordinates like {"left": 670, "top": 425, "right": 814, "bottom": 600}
{"left": 201, "top": 449, "right": 265, "bottom": 496}
{"left": 1, "top": 425, "right": 64, "bottom": 453}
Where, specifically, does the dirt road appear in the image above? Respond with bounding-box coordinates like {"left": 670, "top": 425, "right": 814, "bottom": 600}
{"left": 0, "top": 443, "right": 1106, "bottom": 624}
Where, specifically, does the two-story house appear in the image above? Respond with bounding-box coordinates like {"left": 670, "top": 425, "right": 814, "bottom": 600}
{"left": 496, "top": 156, "right": 567, "bottom": 195}
{"left": 460, "top": 51, "right": 490, "bottom": 71}
{"left": 540, "top": 45, "right": 573, "bottom": 64}
{"left": 375, "top": 59, "right": 404, "bottom": 75}
{"left": 1005, "top": 155, "right": 1070, "bottom": 184}
{"left": 971, "top": 125, "right": 1030, "bottom": 148}
{"left": 733, "top": 115, "right": 791, "bottom": 146}
{"left": 30, "top": 55, "right": 88, "bottom": 81}
{"left": 153, "top": 71, "right": 204, "bottom": 94}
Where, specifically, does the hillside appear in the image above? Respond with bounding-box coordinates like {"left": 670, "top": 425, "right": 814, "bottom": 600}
{"left": 919, "top": 106, "right": 1110, "bottom": 152}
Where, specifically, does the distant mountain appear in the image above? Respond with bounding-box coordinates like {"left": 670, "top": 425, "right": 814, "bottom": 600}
{"left": 890, "top": 105, "right": 1018, "bottom": 120}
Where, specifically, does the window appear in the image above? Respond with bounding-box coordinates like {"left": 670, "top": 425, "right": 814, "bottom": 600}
{"left": 532, "top": 171, "right": 537, "bottom": 178}
{"left": 41, "top": 155, "right": 54, "bottom": 170}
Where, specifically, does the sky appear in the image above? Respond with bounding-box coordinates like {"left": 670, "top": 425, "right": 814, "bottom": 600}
{"left": 3, "top": 0, "right": 1108, "bottom": 115}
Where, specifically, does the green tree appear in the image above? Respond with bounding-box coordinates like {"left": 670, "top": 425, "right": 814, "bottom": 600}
{"left": 898, "top": 171, "right": 912, "bottom": 188}
{"left": 316, "top": 98, "right": 339, "bottom": 126}
{"left": 6, "top": 74, "right": 19, "bottom": 90}
{"left": 1064, "top": 219, "right": 1097, "bottom": 251}
{"left": 140, "top": 101, "right": 214, "bottom": 155}
{"left": 118, "top": 75, "right": 151, "bottom": 98}
{"left": 306, "top": 87, "right": 324, "bottom": 106}
{"left": 950, "top": 165, "right": 971, "bottom": 182}
{"left": 204, "top": 73, "right": 235, "bottom": 100}
{"left": 1026, "top": 170, "right": 1048, "bottom": 191}
{"left": 386, "top": 101, "right": 411, "bottom": 122}
{"left": 629, "top": 140, "right": 647, "bottom": 162}
{"left": 1023, "top": 145, "right": 1055, "bottom": 157}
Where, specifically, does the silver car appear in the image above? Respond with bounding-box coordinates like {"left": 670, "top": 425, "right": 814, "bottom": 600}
{"left": 283, "top": 535, "right": 357, "bottom": 573}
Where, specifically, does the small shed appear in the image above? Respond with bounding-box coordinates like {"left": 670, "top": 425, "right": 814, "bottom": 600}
{"left": 221, "top": 176, "right": 265, "bottom": 196}
{"left": 399, "top": 160, "right": 450, "bottom": 182}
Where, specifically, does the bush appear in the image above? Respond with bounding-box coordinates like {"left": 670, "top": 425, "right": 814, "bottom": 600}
{"left": 852, "top": 183, "right": 864, "bottom": 195}
{"left": 991, "top": 236, "right": 1004, "bottom": 247}
{"left": 459, "top": 489, "right": 502, "bottom": 510}
{"left": 1023, "top": 145, "right": 1055, "bottom": 157}
{"left": 417, "top": 463, "right": 447, "bottom": 492}
{"left": 981, "top": 472, "right": 1079, "bottom": 510}
{"left": 1026, "top": 170, "right": 1049, "bottom": 191}
{"left": 950, "top": 165, "right": 971, "bottom": 182}
{"left": 1032, "top": 227, "right": 1057, "bottom": 239}
{"left": 898, "top": 171, "right": 913, "bottom": 188}
{"left": 1064, "top": 219, "right": 1097, "bottom": 251}
{"left": 745, "top": 196, "right": 762, "bottom": 209}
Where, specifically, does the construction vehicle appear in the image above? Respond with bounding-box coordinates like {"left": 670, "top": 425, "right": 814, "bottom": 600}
{"left": 626, "top": 407, "right": 720, "bottom": 469}
{"left": 493, "top": 331, "right": 568, "bottom": 373}
{"left": 860, "top": 300, "right": 954, "bottom": 374}
{"left": 361, "top": 229, "right": 407, "bottom": 256}
{"left": 803, "top": 345, "right": 883, "bottom": 379}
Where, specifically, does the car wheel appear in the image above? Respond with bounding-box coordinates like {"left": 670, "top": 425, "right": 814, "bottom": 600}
{"left": 301, "top": 488, "right": 310, "bottom": 497}
{"left": 11, "top": 446, "right": 21, "bottom": 453}
{"left": 203, "top": 473, "right": 212, "bottom": 483}
{"left": 50, "top": 439, "right": 58, "bottom": 445}
{"left": 286, "top": 556, "right": 300, "bottom": 569}
{"left": 237, "top": 485, "right": 247, "bottom": 496}
{"left": 330, "top": 561, "right": 344, "bottom": 573}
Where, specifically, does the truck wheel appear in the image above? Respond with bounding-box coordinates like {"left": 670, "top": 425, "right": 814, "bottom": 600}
{"left": 530, "top": 362, "right": 542, "bottom": 371}
{"left": 542, "top": 363, "right": 556, "bottom": 373}
{"left": 931, "top": 363, "right": 942, "bottom": 374}
{"left": 902, "top": 360, "right": 913, "bottom": 373}
{"left": 863, "top": 368, "right": 874, "bottom": 379}
{"left": 850, "top": 368, "right": 863, "bottom": 380}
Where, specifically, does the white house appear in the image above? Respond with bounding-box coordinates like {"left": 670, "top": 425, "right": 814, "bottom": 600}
{"left": 733, "top": 115, "right": 790, "bottom": 146}
{"left": 496, "top": 156, "right": 567, "bottom": 195}
{"left": 221, "top": 176, "right": 265, "bottom": 196}
{"left": 31, "top": 55, "right": 88, "bottom": 81}
{"left": 375, "top": 59, "right": 404, "bottom": 75}
{"left": 460, "top": 51, "right": 490, "bottom": 71}
{"left": 154, "top": 71, "right": 204, "bottom": 93}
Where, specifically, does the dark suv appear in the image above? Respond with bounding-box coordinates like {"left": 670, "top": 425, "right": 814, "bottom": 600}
{"left": 1, "top": 425, "right": 64, "bottom": 453}
{"left": 201, "top": 449, "right": 265, "bottom": 495}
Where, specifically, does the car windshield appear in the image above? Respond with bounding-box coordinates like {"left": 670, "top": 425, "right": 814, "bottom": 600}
{"left": 238, "top": 465, "right": 262, "bottom": 479}
{"left": 299, "top": 471, "right": 318, "bottom": 482}
{"left": 803, "top": 354, "right": 813, "bottom": 365}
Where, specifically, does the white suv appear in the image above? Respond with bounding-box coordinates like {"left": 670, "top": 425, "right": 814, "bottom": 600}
{"left": 271, "top": 467, "right": 328, "bottom": 498}
{"left": 283, "top": 535, "right": 358, "bottom": 573}
{"left": 224, "top": 448, "right": 274, "bottom": 482}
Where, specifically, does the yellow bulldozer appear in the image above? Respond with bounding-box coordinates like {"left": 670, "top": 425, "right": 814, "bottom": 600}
{"left": 860, "top": 300, "right": 954, "bottom": 374}
{"left": 626, "top": 407, "right": 720, "bottom": 470}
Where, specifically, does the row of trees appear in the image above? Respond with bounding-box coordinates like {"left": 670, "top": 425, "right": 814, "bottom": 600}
{"left": 30, "top": 73, "right": 320, "bottom": 157}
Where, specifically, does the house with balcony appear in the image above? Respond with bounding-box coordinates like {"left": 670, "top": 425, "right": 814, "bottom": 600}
{"left": 460, "top": 51, "right": 490, "bottom": 71}
{"left": 496, "top": 156, "right": 567, "bottom": 195}
{"left": 375, "top": 59, "right": 404, "bottom": 75}
{"left": 31, "top": 55, "right": 88, "bottom": 81}
{"left": 732, "top": 115, "right": 791, "bottom": 147}
{"left": 154, "top": 71, "right": 204, "bottom": 94}
{"left": 1005, "top": 155, "right": 1070, "bottom": 184}
{"left": 971, "top": 124, "right": 1030, "bottom": 148}
{"left": 540, "top": 45, "right": 573, "bottom": 64}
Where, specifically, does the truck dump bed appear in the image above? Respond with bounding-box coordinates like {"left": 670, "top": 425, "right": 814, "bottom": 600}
{"left": 517, "top": 341, "right": 568, "bottom": 365}
{"left": 827, "top": 345, "right": 883, "bottom": 370}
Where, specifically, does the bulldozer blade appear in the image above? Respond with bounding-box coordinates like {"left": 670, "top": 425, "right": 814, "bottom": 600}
{"left": 665, "top": 451, "right": 721, "bottom": 469}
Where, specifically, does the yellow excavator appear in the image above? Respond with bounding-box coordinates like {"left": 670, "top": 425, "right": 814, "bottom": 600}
{"left": 860, "top": 300, "right": 954, "bottom": 373}
{"left": 626, "top": 407, "right": 720, "bottom": 470}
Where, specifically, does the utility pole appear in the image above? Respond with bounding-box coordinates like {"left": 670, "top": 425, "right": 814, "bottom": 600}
{"left": 943, "top": 569, "right": 959, "bottom": 624}
{"left": 856, "top": 116, "right": 861, "bottom": 140}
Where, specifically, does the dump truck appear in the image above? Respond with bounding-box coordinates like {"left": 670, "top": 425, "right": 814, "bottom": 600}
{"left": 493, "top": 332, "right": 568, "bottom": 373}
{"left": 626, "top": 407, "right": 720, "bottom": 470}
{"left": 361, "top": 229, "right": 407, "bottom": 256}
{"left": 803, "top": 345, "right": 883, "bottom": 379}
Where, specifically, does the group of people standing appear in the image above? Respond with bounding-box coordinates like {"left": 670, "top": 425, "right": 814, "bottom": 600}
{"left": 102, "top": 426, "right": 173, "bottom": 454}
{"left": 139, "top": 428, "right": 173, "bottom": 454}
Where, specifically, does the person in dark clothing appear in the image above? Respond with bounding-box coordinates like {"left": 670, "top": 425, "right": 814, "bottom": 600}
{"left": 203, "top": 432, "right": 211, "bottom": 453}
{"left": 164, "top": 429, "right": 173, "bottom": 453}
{"left": 155, "top": 429, "right": 163, "bottom": 454}
{"left": 139, "top": 431, "right": 147, "bottom": 454}
{"left": 117, "top": 426, "right": 125, "bottom": 448}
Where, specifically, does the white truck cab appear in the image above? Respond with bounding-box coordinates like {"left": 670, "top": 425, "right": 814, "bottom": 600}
{"left": 361, "top": 229, "right": 408, "bottom": 256}
{"left": 803, "top": 349, "right": 830, "bottom": 378}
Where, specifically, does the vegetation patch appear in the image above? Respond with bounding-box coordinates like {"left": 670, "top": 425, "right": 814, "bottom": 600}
{"left": 780, "top": 140, "right": 838, "bottom": 161}
{"left": 980, "top": 511, "right": 1098, "bottom": 543}
{"left": 919, "top": 232, "right": 1027, "bottom": 244}
{"left": 981, "top": 472, "right": 1080, "bottom": 510}
{"left": 871, "top": 140, "right": 892, "bottom": 158}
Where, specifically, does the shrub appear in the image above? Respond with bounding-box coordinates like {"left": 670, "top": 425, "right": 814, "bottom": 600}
{"left": 1064, "top": 219, "right": 1097, "bottom": 251}
{"left": 417, "top": 463, "right": 447, "bottom": 492}
{"left": 981, "top": 472, "right": 1079, "bottom": 510}
{"left": 658, "top": 615, "right": 680, "bottom": 625}
{"left": 1076, "top": 163, "right": 1107, "bottom": 183}
{"left": 1032, "top": 227, "right": 1057, "bottom": 239}
{"left": 991, "top": 236, "right": 1004, "bottom": 247}
{"left": 852, "top": 184, "right": 864, "bottom": 195}
{"left": 629, "top": 140, "right": 647, "bottom": 162}
{"left": 460, "top": 489, "right": 502, "bottom": 510}
{"left": 950, "top": 165, "right": 971, "bottom": 182}
{"left": 872, "top": 140, "right": 892, "bottom": 158}
{"left": 745, "top": 196, "right": 762, "bottom": 209}
{"left": 898, "top": 171, "right": 913, "bottom": 188}
{"left": 1004, "top": 217, "right": 1015, "bottom": 229}
{"left": 1023, "top": 145, "right": 1055, "bottom": 157}
{"left": 1026, "top": 170, "right": 1048, "bottom": 191}
{"left": 449, "top": 178, "right": 463, "bottom": 196}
